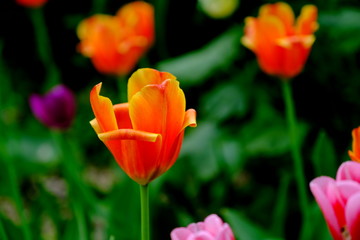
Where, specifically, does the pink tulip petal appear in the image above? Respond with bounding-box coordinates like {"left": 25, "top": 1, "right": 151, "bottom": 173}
{"left": 216, "top": 224, "right": 235, "bottom": 240}
{"left": 204, "top": 214, "right": 224, "bottom": 237}
{"left": 188, "top": 223, "right": 206, "bottom": 233}
{"left": 310, "top": 176, "right": 343, "bottom": 240}
{"left": 336, "top": 161, "right": 360, "bottom": 183}
{"left": 171, "top": 227, "right": 193, "bottom": 240}
{"left": 346, "top": 192, "right": 360, "bottom": 239}
{"left": 189, "top": 231, "right": 214, "bottom": 240}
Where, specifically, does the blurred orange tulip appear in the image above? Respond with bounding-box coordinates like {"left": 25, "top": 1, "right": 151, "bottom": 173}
{"left": 77, "top": 1, "right": 154, "bottom": 76}
{"left": 349, "top": 127, "right": 360, "bottom": 162}
{"left": 90, "top": 68, "right": 197, "bottom": 185}
{"left": 241, "top": 2, "right": 318, "bottom": 79}
{"left": 16, "top": 0, "right": 47, "bottom": 8}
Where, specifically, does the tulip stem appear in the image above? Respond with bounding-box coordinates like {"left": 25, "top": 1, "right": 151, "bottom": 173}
{"left": 281, "top": 81, "right": 309, "bottom": 240}
{"left": 140, "top": 184, "right": 150, "bottom": 240}
{"left": 29, "top": 7, "right": 60, "bottom": 89}
{"left": 4, "top": 151, "right": 32, "bottom": 240}
{"left": 0, "top": 217, "right": 8, "bottom": 240}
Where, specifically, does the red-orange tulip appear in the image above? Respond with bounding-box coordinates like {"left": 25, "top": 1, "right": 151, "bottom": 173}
{"left": 90, "top": 68, "right": 197, "bottom": 185}
{"left": 349, "top": 127, "right": 360, "bottom": 162}
{"left": 241, "top": 2, "right": 318, "bottom": 79}
{"left": 77, "top": 1, "right": 154, "bottom": 76}
{"left": 16, "top": 0, "right": 47, "bottom": 8}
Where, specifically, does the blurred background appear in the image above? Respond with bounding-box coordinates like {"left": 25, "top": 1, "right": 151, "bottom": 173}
{"left": 1, "top": 0, "right": 360, "bottom": 239}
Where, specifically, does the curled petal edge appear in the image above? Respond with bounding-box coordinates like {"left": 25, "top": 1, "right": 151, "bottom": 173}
{"left": 97, "top": 129, "right": 160, "bottom": 142}
{"left": 182, "top": 109, "right": 197, "bottom": 130}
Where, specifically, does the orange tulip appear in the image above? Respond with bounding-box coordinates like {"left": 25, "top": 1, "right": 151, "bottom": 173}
{"left": 77, "top": 1, "right": 154, "bottom": 76}
{"left": 241, "top": 2, "right": 318, "bottom": 79}
{"left": 16, "top": 0, "right": 47, "bottom": 8}
{"left": 90, "top": 68, "right": 197, "bottom": 185}
{"left": 349, "top": 127, "right": 360, "bottom": 162}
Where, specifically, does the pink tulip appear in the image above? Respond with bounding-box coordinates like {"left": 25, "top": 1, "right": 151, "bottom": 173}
{"left": 170, "top": 214, "right": 235, "bottom": 240}
{"left": 310, "top": 161, "right": 360, "bottom": 240}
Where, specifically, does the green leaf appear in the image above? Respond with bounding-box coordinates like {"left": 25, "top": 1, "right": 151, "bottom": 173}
{"left": 201, "top": 82, "right": 249, "bottom": 122}
{"left": 311, "top": 130, "right": 338, "bottom": 177}
{"left": 157, "top": 25, "right": 242, "bottom": 87}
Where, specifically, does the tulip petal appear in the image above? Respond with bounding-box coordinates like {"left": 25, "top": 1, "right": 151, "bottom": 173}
{"left": 336, "top": 161, "right": 360, "bottom": 182}
{"left": 296, "top": 5, "right": 318, "bottom": 35}
{"left": 217, "top": 224, "right": 235, "bottom": 240}
{"left": 241, "top": 17, "right": 257, "bottom": 51}
{"left": 189, "top": 232, "right": 214, "bottom": 240}
{"left": 116, "top": 1, "right": 154, "bottom": 41}
{"left": 349, "top": 127, "right": 360, "bottom": 162}
{"left": 89, "top": 118, "right": 101, "bottom": 134}
{"left": 90, "top": 83, "right": 118, "bottom": 133}
{"left": 346, "top": 192, "right": 360, "bottom": 239}
{"left": 255, "top": 15, "right": 286, "bottom": 76}
{"left": 113, "top": 103, "right": 132, "bottom": 129}
{"left": 130, "top": 78, "right": 185, "bottom": 138}
{"left": 204, "top": 214, "right": 224, "bottom": 237}
{"left": 98, "top": 129, "right": 159, "bottom": 142}
{"left": 259, "top": 2, "right": 294, "bottom": 34}
{"left": 127, "top": 68, "right": 176, "bottom": 101}
{"left": 171, "top": 227, "right": 193, "bottom": 240}
{"left": 310, "top": 176, "right": 343, "bottom": 240}
{"left": 182, "top": 109, "right": 197, "bottom": 130}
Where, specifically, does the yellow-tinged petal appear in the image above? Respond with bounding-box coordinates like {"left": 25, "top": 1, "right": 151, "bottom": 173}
{"left": 98, "top": 129, "right": 160, "bottom": 142}
{"left": 296, "top": 5, "right": 318, "bottom": 35}
{"left": 89, "top": 118, "right": 101, "bottom": 133}
{"left": 90, "top": 83, "right": 118, "bottom": 133}
{"left": 241, "top": 17, "right": 257, "bottom": 51}
{"left": 259, "top": 2, "right": 294, "bottom": 34}
{"left": 127, "top": 68, "right": 176, "bottom": 101}
{"left": 182, "top": 109, "right": 197, "bottom": 130}
{"left": 129, "top": 79, "right": 185, "bottom": 138}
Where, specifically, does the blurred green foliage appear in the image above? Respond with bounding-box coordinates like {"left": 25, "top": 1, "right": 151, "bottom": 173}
{"left": 1, "top": 0, "right": 360, "bottom": 239}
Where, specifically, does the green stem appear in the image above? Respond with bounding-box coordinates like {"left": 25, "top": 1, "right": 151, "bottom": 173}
{"left": 281, "top": 81, "right": 309, "bottom": 240}
{"left": 140, "top": 184, "right": 150, "bottom": 240}
{"left": 0, "top": 217, "right": 9, "bottom": 240}
{"left": 73, "top": 201, "right": 87, "bottom": 240}
{"left": 29, "top": 8, "right": 60, "bottom": 89}
{"left": 51, "top": 131, "right": 97, "bottom": 209}
{"left": 271, "top": 171, "right": 291, "bottom": 238}
{"left": 117, "top": 75, "right": 128, "bottom": 103}
{"left": 5, "top": 156, "right": 31, "bottom": 240}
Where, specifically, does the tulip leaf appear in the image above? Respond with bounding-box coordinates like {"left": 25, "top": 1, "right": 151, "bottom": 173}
{"left": 201, "top": 82, "right": 248, "bottom": 122}
{"left": 157, "top": 25, "right": 242, "bottom": 87}
{"left": 311, "top": 130, "right": 338, "bottom": 177}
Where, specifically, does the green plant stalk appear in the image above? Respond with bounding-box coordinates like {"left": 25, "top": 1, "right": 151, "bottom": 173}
{"left": 140, "top": 184, "right": 149, "bottom": 240}
{"left": 73, "top": 201, "right": 87, "bottom": 240}
{"left": 0, "top": 217, "right": 9, "bottom": 240}
{"left": 5, "top": 156, "right": 32, "bottom": 240}
{"left": 281, "top": 81, "right": 310, "bottom": 240}
{"left": 51, "top": 131, "right": 97, "bottom": 208}
{"left": 29, "top": 8, "right": 60, "bottom": 89}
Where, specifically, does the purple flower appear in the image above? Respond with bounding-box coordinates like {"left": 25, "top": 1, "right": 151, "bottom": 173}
{"left": 29, "top": 84, "right": 76, "bottom": 130}
{"left": 171, "top": 214, "right": 235, "bottom": 240}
